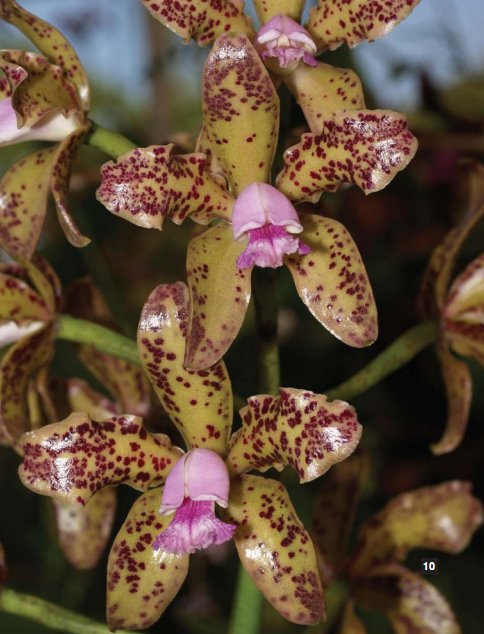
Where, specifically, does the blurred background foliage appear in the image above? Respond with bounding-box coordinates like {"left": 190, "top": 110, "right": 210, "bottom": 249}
{"left": 1, "top": 1, "right": 483, "bottom": 632}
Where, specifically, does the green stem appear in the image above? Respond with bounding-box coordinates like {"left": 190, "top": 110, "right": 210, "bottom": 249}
{"left": 325, "top": 320, "right": 439, "bottom": 401}
{"left": 57, "top": 315, "right": 140, "bottom": 366}
{"left": 0, "top": 588, "right": 138, "bottom": 634}
{"left": 86, "top": 122, "right": 137, "bottom": 158}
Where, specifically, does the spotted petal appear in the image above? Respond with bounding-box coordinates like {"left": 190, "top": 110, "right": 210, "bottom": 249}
{"left": 0, "top": 0, "right": 89, "bottom": 108}
{"left": 0, "top": 270, "right": 51, "bottom": 326}
{"left": 286, "top": 215, "right": 378, "bottom": 347}
{"left": 431, "top": 342, "right": 472, "bottom": 455}
{"left": 284, "top": 62, "right": 366, "bottom": 133}
{"left": 53, "top": 487, "right": 116, "bottom": 570}
{"left": 253, "top": 0, "right": 306, "bottom": 22}
{"left": 202, "top": 34, "right": 279, "bottom": 195}
{"left": 348, "top": 481, "right": 483, "bottom": 579}
{"left": 138, "top": 282, "right": 232, "bottom": 453}
{"left": 0, "top": 147, "right": 56, "bottom": 258}
{"left": 107, "top": 488, "right": 189, "bottom": 630}
{"left": 227, "top": 475, "right": 325, "bottom": 625}
{"left": 277, "top": 110, "right": 417, "bottom": 202}
{"left": 307, "top": 0, "right": 421, "bottom": 51}
{"left": 139, "top": 0, "right": 253, "bottom": 46}
{"left": 97, "top": 144, "right": 233, "bottom": 230}
{"left": 227, "top": 388, "right": 361, "bottom": 481}
{"left": 19, "top": 412, "right": 182, "bottom": 505}
{"left": 186, "top": 222, "right": 251, "bottom": 369}
{"left": 354, "top": 563, "right": 460, "bottom": 634}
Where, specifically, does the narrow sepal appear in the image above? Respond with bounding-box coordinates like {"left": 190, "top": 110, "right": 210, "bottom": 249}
{"left": 253, "top": 0, "right": 306, "bottom": 22}
{"left": 337, "top": 601, "right": 367, "bottom": 634}
{"left": 139, "top": 0, "right": 253, "bottom": 45}
{"left": 96, "top": 145, "right": 233, "bottom": 230}
{"left": 276, "top": 110, "right": 417, "bottom": 202}
{"left": 307, "top": 0, "right": 421, "bottom": 51}
{"left": 138, "top": 282, "right": 232, "bottom": 453}
{"left": 53, "top": 487, "right": 116, "bottom": 570}
{"left": 348, "top": 481, "right": 483, "bottom": 579}
{"left": 227, "top": 475, "right": 325, "bottom": 625}
{"left": 286, "top": 215, "right": 378, "bottom": 347}
{"left": 227, "top": 388, "right": 361, "bottom": 482}
{"left": 107, "top": 488, "right": 189, "bottom": 630}
{"left": 19, "top": 412, "right": 182, "bottom": 505}
{"left": 186, "top": 223, "right": 251, "bottom": 369}
{"left": 202, "top": 34, "right": 279, "bottom": 195}
{"left": 0, "top": 271, "right": 51, "bottom": 325}
{"left": 284, "top": 62, "right": 365, "bottom": 133}
{"left": 354, "top": 563, "right": 461, "bottom": 634}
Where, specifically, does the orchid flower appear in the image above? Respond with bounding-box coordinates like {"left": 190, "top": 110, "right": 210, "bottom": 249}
{"left": 18, "top": 281, "right": 364, "bottom": 630}
{"left": 98, "top": 34, "right": 418, "bottom": 369}
{"left": 0, "top": 0, "right": 91, "bottom": 259}
{"left": 419, "top": 162, "right": 484, "bottom": 455}
{"left": 312, "top": 455, "right": 483, "bottom": 633}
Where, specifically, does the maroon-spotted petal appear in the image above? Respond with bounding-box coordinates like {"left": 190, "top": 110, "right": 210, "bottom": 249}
{"left": 227, "top": 474, "right": 325, "bottom": 625}
{"left": 202, "top": 34, "right": 279, "bottom": 195}
{"left": 286, "top": 215, "right": 378, "bottom": 347}
{"left": 0, "top": 271, "right": 51, "bottom": 325}
{"left": 307, "top": 0, "right": 421, "bottom": 51}
{"left": 227, "top": 388, "right": 361, "bottom": 481}
{"left": 348, "top": 481, "right": 483, "bottom": 579}
{"left": 276, "top": 110, "right": 417, "bottom": 203}
{"left": 354, "top": 563, "right": 460, "bottom": 634}
{"left": 253, "top": 0, "right": 306, "bottom": 22}
{"left": 53, "top": 487, "right": 116, "bottom": 570}
{"left": 185, "top": 223, "right": 252, "bottom": 370}
{"left": 107, "top": 488, "right": 189, "bottom": 630}
{"left": 19, "top": 412, "right": 182, "bottom": 505}
{"left": 138, "top": 282, "right": 232, "bottom": 453}
{"left": 431, "top": 341, "right": 472, "bottom": 456}
{"left": 96, "top": 144, "right": 233, "bottom": 230}
{"left": 0, "top": 0, "right": 89, "bottom": 108}
{"left": 139, "top": 0, "right": 253, "bottom": 45}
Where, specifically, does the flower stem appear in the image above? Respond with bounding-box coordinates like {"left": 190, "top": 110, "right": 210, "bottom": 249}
{"left": 0, "top": 588, "right": 138, "bottom": 634}
{"left": 86, "top": 122, "right": 137, "bottom": 158}
{"left": 57, "top": 315, "right": 140, "bottom": 366}
{"left": 325, "top": 320, "right": 439, "bottom": 401}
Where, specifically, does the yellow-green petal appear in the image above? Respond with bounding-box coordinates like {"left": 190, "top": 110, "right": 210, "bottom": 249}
{"left": 227, "top": 388, "right": 362, "bottom": 482}
{"left": 227, "top": 475, "right": 325, "bottom": 625}
{"left": 202, "top": 34, "right": 279, "bottom": 195}
{"left": 185, "top": 223, "right": 251, "bottom": 369}
{"left": 253, "top": 0, "right": 306, "bottom": 23}
{"left": 337, "top": 601, "right": 367, "bottom": 634}
{"left": 286, "top": 214, "right": 378, "bottom": 347}
{"left": 19, "top": 412, "right": 182, "bottom": 505}
{"left": 107, "top": 488, "right": 189, "bottom": 630}
{"left": 138, "top": 282, "right": 232, "bottom": 454}
{"left": 0, "top": 271, "right": 51, "bottom": 325}
{"left": 53, "top": 487, "right": 116, "bottom": 570}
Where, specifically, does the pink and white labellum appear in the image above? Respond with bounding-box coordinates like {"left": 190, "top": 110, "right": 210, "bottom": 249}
{"left": 256, "top": 14, "right": 317, "bottom": 71}
{"left": 233, "top": 182, "right": 310, "bottom": 269}
{"left": 153, "top": 448, "right": 236, "bottom": 555}
{"left": 0, "top": 97, "right": 81, "bottom": 147}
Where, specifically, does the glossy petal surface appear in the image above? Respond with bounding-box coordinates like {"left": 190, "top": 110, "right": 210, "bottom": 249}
{"left": 349, "top": 481, "right": 483, "bottom": 578}
{"left": 0, "top": 326, "right": 53, "bottom": 445}
{"left": 0, "top": 271, "right": 51, "bottom": 325}
{"left": 53, "top": 487, "right": 116, "bottom": 570}
{"left": 107, "top": 488, "right": 189, "bottom": 630}
{"left": 202, "top": 34, "right": 279, "bottom": 195}
{"left": 286, "top": 215, "right": 378, "bottom": 347}
{"left": 227, "top": 388, "right": 361, "bottom": 481}
{"left": 186, "top": 223, "right": 251, "bottom": 369}
{"left": 138, "top": 282, "right": 232, "bottom": 452}
{"left": 355, "top": 563, "right": 460, "bottom": 634}
{"left": 97, "top": 145, "right": 232, "bottom": 230}
{"left": 0, "top": 0, "right": 89, "bottom": 108}
{"left": 254, "top": 0, "right": 305, "bottom": 22}
{"left": 19, "top": 413, "right": 182, "bottom": 504}
{"left": 313, "top": 451, "right": 368, "bottom": 583}
{"left": 307, "top": 0, "right": 421, "bottom": 50}
{"left": 284, "top": 62, "right": 365, "bottom": 133}
{"left": 431, "top": 342, "right": 472, "bottom": 455}
{"left": 139, "top": 0, "right": 253, "bottom": 45}
{"left": 277, "top": 110, "right": 417, "bottom": 201}
{"left": 227, "top": 475, "right": 325, "bottom": 625}
{"left": 0, "top": 147, "right": 56, "bottom": 258}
